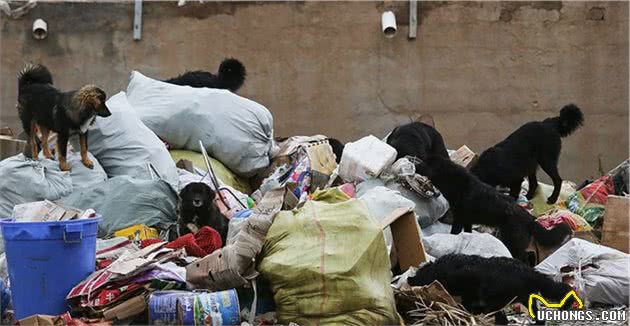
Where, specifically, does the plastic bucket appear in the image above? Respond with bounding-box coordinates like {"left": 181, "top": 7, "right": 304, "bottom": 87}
{"left": 0, "top": 217, "right": 100, "bottom": 320}
{"left": 149, "top": 289, "right": 240, "bottom": 325}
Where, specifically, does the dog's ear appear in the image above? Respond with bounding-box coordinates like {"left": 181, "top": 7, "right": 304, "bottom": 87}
{"left": 76, "top": 85, "right": 111, "bottom": 118}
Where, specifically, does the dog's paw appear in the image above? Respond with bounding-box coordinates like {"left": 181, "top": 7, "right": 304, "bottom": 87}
{"left": 81, "top": 158, "right": 94, "bottom": 169}
{"left": 546, "top": 197, "right": 558, "bottom": 205}
{"left": 59, "top": 162, "right": 71, "bottom": 172}
{"left": 526, "top": 192, "right": 536, "bottom": 200}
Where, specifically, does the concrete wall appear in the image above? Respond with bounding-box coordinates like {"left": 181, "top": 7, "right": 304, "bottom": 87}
{"left": 0, "top": 1, "right": 627, "bottom": 181}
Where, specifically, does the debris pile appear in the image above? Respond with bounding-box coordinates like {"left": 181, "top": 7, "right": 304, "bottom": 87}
{"left": 0, "top": 67, "right": 627, "bottom": 326}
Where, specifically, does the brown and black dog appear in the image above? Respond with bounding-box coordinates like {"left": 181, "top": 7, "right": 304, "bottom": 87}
{"left": 17, "top": 64, "right": 111, "bottom": 171}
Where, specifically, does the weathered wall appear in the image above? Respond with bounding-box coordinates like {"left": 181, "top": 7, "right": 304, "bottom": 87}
{"left": 0, "top": 1, "right": 627, "bottom": 181}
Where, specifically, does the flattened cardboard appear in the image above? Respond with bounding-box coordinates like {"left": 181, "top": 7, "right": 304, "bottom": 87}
{"left": 305, "top": 140, "right": 337, "bottom": 175}
{"left": 103, "top": 295, "right": 147, "bottom": 321}
{"left": 17, "top": 315, "right": 62, "bottom": 326}
{"left": 601, "top": 195, "right": 630, "bottom": 253}
{"left": 449, "top": 145, "right": 478, "bottom": 169}
{"left": 381, "top": 207, "right": 427, "bottom": 270}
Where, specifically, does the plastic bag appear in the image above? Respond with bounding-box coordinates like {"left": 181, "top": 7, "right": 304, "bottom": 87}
{"left": 61, "top": 176, "right": 178, "bottom": 237}
{"left": 423, "top": 233, "right": 512, "bottom": 259}
{"left": 71, "top": 92, "right": 178, "bottom": 190}
{"left": 563, "top": 176, "right": 614, "bottom": 226}
{"left": 358, "top": 186, "right": 415, "bottom": 253}
{"left": 0, "top": 154, "right": 73, "bottom": 218}
{"left": 259, "top": 188, "right": 399, "bottom": 325}
{"left": 126, "top": 71, "right": 274, "bottom": 177}
{"left": 536, "top": 238, "right": 629, "bottom": 306}
{"left": 536, "top": 209, "right": 592, "bottom": 232}
{"left": 356, "top": 179, "right": 449, "bottom": 228}
{"left": 170, "top": 150, "right": 252, "bottom": 194}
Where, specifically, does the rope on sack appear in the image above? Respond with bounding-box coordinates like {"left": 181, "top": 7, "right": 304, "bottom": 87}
{"left": 249, "top": 278, "right": 258, "bottom": 325}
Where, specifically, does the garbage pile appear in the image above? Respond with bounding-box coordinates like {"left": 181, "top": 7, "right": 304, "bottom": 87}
{"left": 0, "top": 70, "right": 628, "bottom": 326}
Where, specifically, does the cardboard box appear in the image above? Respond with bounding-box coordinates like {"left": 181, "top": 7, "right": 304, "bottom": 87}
{"left": 601, "top": 195, "right": 629, "bottom": 253}
{"left": 449, "top": 145, "right": 478, "bottom": 169}
{"left": 17, "top": 315, "right": 63, "bottom": 326}
{"left": 114, "top": 224, "right": 160, "bottom": 241}
{"left": 103, "top": 295, "right": 147, "bottom": 321}
{"left": 12, "top": 200, "right": 83, "bottom": 222}
{"left": 381, "top": 207, "right": 427, "bottom": 271}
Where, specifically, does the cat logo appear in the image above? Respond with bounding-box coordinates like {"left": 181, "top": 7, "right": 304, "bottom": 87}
{"left": 528, "top": 290, "right": 584, "bottom": 318}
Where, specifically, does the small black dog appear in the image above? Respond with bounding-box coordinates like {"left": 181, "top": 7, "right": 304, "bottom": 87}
{"left": 165, "top": 58, "right": 246, "bottom": 92}
{"left": 386, "top": 122, "right": 450, "bottom": 161}
{"left": 17, "top": 64, "right": 111, "bottom": 171}
{"left": 409, "top": 254, "right": 575, "bottom": 325}
{"left": 471, "top": 105, "right": 584, "bottom": 203}
{"left": 328, "top": 138, "right": 345, "bottom": 164}
{"left": 178, "top": 182, "right": 229, "bottom": 245}
{"left": 417, "top": 156, "right": 572, "bottom": 262}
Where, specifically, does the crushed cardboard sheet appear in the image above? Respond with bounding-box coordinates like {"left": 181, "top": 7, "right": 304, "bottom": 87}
{"left": 395, "top": 280, "right": 501, "bottom": 326}
{"left": 12, "top": 200, "right": 94, "bottom": 222}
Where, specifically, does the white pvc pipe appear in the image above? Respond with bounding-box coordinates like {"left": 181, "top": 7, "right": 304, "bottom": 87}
{"left": 32, "top": 18, "right": 47, "bottom": 40}
{"left": 381, "top": 11, "right": 397, "bottom": 38}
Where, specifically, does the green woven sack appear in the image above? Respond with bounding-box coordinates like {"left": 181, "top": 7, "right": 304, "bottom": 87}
{"left": 260, "top": 188, "right": 400, "bottom": 325}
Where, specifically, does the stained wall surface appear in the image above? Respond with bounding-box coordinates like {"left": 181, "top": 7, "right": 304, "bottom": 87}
{"left": 1, "top": 1, "right": 627, "bottom": 180}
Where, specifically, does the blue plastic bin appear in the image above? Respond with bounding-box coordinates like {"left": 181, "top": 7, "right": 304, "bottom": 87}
{"left": 0, "top": 217, "right": 100, "bottom": 320}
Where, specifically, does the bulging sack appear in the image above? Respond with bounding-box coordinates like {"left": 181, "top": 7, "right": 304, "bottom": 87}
{"left": 61, "top": 176, "right": 178, "bottom": 237}
{"left": 71, "top": 92, "right": 178, "bottom": 190}
{"left": 259, "top": 188, "right": 399, "bottom": 325}
{"left": 126, "top": 71, "right": 274, "bottom": 177}
{"left": 0, "top": 154, "right": 73, "bottom": 218}
{"left": 536, "top": 238, "right": 629, "bottom": 306}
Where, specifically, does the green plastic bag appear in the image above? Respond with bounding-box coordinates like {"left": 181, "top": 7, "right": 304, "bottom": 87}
{"left": 259, "top": 188, "right": 400, "bottom": 325}
{"left": 170, "top": 150, "right": 252, "bottom": 194}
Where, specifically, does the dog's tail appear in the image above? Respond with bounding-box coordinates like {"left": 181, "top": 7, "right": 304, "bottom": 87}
{"left": 18, "top": 64, "right": 53, "bottom": 92}
{"left": 555, "top": 104, "right": 584, "bottom": 137}
{"left": 216, "top": 58, "right": 246, "bottom": 92}
{"left": 530, "top": 220, "right": 572, "bottom": 248}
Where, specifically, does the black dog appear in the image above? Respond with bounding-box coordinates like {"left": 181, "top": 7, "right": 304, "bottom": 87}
{"left": 386, "top": 122, "right": 450, "bottom": 161}
{"left": 165, "top": 58, "right": 246, "bottom": 92}
{"left": 417, "top": 156, "right": 572, "bottom": 262}
{"left": 471, "top": 105, "right": 584, "bottom": 203}
{"left": 17, "top": 64, "right": 111, "bottom": 171}
{"left": 178, "top": 182, "right": 229, "bottom": 246}
{"left": 409, "top": 254, "right": 575, "bottom": 325}
{"left": 328, "top": 138, "right": 345, "bottom": 164}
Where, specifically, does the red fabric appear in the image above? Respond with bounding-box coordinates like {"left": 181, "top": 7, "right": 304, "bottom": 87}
{"left": 96, "top": 259, "right": 113, "bottom": 270}
{"left": 165, "top": 226, "right": 222, "bottom": 257}
{"left": 579, "top": 175, "right": 614, "bottom": 205}
{"left": 140, "top": 238, "right": 163, "bottom": 249}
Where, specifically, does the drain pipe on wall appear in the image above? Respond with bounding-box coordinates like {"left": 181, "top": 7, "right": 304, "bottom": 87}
{"left": 32, "top": 18, "right": 47, "bottom": 40}
{"left": 133, "top": 0, "right": 142, "bottom": 41}
{"left": 409, "top": 0, "right": 417, "bottom": 39}
{"left": 381, "top": 10, "right": 397, "bottom": 38}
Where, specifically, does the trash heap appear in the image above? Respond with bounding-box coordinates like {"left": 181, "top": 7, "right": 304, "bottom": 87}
{"left": 0, "top": 71, "right": 627, "bottom": 326}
